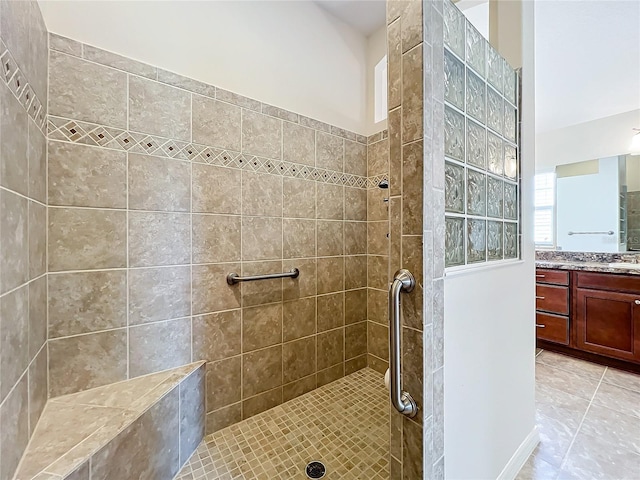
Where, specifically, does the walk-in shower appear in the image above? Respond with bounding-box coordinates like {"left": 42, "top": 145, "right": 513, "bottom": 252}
{"left": 0, "top": 0, "right": 522, "bottom": 478}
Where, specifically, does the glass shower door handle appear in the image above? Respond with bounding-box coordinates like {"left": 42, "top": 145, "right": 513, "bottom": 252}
{"left": 388, "top": 269, "right": 418, "bottom": 418}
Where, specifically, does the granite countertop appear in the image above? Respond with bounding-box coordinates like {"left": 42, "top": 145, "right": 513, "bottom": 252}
{"left": 536, "top": 260, "right": 640, "bottom": 276}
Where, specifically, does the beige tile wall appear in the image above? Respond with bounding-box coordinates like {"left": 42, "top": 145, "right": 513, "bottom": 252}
{"left": 46, "top": 34, "right": 375, "bottom": 434}
{"left": 387, "top": 0, "right": 447, "bottom": 478}
{"left": 366, "top": 132, "right": 392, "bottom": 375}
{"left": 0, "top": 1, "right": 49, "bottom": 479}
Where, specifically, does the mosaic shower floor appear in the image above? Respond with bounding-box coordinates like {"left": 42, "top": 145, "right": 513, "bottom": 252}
{"left": 176, "top": 368, "right": 390, "bottom": 480}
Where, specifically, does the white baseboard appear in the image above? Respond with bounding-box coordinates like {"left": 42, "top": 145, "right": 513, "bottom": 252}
{"left": 496, "top": 427, "right": 540, "bottom": 480}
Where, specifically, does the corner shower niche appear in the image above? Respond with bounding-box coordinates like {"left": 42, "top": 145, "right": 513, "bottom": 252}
{"left": 14, "top": 363, "right": 205, "bottom": 480}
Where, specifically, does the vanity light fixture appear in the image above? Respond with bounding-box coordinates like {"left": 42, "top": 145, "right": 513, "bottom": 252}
{"left": 630, "top": 128, "right": 640, "bottom": 155}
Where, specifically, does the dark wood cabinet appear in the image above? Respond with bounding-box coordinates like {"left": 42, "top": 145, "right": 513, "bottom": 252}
{"left": 536, "top": 267, "right": 640, "bottom": 370}
{"left": 536, "top": 284, "right": 569, "bottom": 315}
{"left": 575, "top": 288, "right": 640, "bottom": 362}
{"left": 536, "top": 312, "right": 569, "bottom": 345}
{"left": 535, "top": 269, "right": 570, "bottom": 345}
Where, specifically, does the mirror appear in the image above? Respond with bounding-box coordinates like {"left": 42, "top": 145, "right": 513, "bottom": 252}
{"left": 533, "top": 0, "right": 640, "bottom": 254}
{"left": 548, "top": 154, "right": 640, "bottom": 252}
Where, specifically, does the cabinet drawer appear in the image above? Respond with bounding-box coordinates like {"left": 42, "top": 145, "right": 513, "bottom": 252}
{"left": 576, "top": 272, "right": 640, "bottom": 294}
{"left": 536, "top": 284, "right": 569, "bottom": 315}
{"left": 536, "top": 312, "right": 569, "bottom": 345}
{"left": 535, "top": 269, "right": 569, "bottom": 286}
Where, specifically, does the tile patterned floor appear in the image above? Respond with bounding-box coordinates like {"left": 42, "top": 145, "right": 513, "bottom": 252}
{"left": 176, "top": 368, "right": 389, "bottom": 480}
{"left": 517, "top": 349, "right": 640, "bottom": 480}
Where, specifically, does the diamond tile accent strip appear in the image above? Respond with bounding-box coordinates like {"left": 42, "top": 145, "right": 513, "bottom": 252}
{"left": 0, "top": 38, "right": 46, "bottom": 131}
{"left": 176, "top": 369, "right": 389, "bottom": 480}
{"left": 367, "top": 175, "right": 389, "bottom": 189}
{"left": 48, "top": 115, "right": 370, "bottom": 189}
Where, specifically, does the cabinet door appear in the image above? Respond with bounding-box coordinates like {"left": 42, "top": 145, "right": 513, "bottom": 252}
{"left": 575, "top": 288, "right": 640, "bottom": 362}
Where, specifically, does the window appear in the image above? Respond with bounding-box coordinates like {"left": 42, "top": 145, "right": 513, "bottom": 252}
{"left": 535, "top": 173, "right": 555, "bottom": 246}
{"left": 374, "top": 56, "right": 387, "bottom": 123}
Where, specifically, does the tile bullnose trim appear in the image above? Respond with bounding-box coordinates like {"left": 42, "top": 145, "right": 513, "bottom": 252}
{"left": 0, "top": 37, "right": 47, "bottom": 132}
{"left": 47, "top": 115, "right": 372, "bottom": 189}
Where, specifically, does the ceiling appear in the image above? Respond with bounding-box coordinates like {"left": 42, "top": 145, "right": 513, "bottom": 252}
{"left": 534, "top": 0, "right": 640, "bottom": 133}
{"left": 314, "top": 0, "right": 386, "bottom": 37}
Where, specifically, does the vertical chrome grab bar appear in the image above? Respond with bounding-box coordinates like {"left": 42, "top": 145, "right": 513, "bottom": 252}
{"left": 388, "top": 269, "right": 418, "bottom": 418}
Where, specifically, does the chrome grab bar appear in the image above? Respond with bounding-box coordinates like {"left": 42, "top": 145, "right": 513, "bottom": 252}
{"left": 388, "top": 269, "right": 418, "bottom": 418}
{"left": 226, "top": 268, "right": 299, "bottom": 285}
{"left": 568, "top": 231, "right": 614, "bottom": 236}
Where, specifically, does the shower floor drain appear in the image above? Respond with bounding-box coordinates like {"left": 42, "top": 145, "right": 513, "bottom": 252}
{"left": 305, "top": 461, "right": 326, "bottom": 479}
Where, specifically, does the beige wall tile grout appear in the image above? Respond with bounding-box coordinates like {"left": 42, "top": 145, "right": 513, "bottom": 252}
{"left": 0, "top": 272, "right": 46, "bottom": 300}
{"left": 0, "top": 185, "right": 48, "bottom": 209}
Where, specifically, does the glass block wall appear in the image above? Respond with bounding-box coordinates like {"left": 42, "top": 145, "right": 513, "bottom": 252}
{"left": 443, "top": 1, "right": 521, "bottom": 268}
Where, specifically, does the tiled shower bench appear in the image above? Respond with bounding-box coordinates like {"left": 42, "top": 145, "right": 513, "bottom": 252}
{"left": 14, "top": 362, "right": 205, "bottom": 480}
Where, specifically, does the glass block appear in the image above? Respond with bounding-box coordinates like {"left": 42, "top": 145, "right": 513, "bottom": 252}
{"left": 445, "top": 106, "right": 465, "bottom": 161}
{"left": 504, "top": 60, "right": 517, "bottom": 105}
{"left": 504, "top": 222, "right": 518, "bottom": 259}
{"left": 467, "top": 219, "right": 486, "bottom": 263}
{"left": 445, "top": 216, "right": 465, "bottom": 267}
{"left": 466, "top": 69, "right": 485, "bottom": 124}
{"left": 504, "top": 182, "right": 517, "bottom": 220}
{"left": 444, "top": 0, "right": 465, "bottom": 59}
{"left": 487, "top": 45, "right": 503, "bottom": 93}
{"left": 504, "top": 103, "right": 517, "bottom": 142}
{"left": 466, "top": 22, "right": 486, "bottom": 77}
{"left": 487, "top": 221, "right": 503, "bottom": 260}
{"left": 445, "top": 162, "right": 465, "bottom": 213}
{"left": 466, "top": 119, "right": 486, "bottom": 169}
{"left": 487, "top": 87, "right": 503, "bottom": 135}
{"left": 467, "top": 169, "right": 486, "bottom": 216}
{"left": 444, "top": 50, "right": 465, "bottom": 110}
{"left": 504, "top": 143, "right": 517, "bottom": 180}
{"left": 487, "top": 132, "right": 503, "bottom": 176}
{"left": 487, "top": 177, "right": 503, "bottom": 218}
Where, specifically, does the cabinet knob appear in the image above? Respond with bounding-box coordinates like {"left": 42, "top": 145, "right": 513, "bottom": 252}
{"left": 635, "top": 300, "right": 640, "bottom": 305}
{"left": 536, "top": 324, "right": 546, "bottom": 328}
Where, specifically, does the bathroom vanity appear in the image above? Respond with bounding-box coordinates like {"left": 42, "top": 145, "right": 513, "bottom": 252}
{"left": 535, "top": 257, "right": 640, "bottom": 372}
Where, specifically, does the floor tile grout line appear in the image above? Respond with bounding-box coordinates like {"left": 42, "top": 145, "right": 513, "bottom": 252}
{"left": 557, "top": 366, "right": 607, "bottom": 472}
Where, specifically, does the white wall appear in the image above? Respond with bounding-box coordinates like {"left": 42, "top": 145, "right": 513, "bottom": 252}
{"left": 444, "top": 1, "right": 536, "bottom": 478}
{"left": 366, "top": 25, "right": 387, "bottom": 135}
{"left": 457, "top": 0, "right": 490, "bottom": 40}
{"left": 536, "top": 109, "right": 640, "bottom": 173}
{"left": 38, "top": 0, "right": 370, "bottom": 134}
{"left": 534, "top": 1, "right": 640, "bottom": 134}
{"left": 556, "top": 157, "right": 622, "bottom": 252}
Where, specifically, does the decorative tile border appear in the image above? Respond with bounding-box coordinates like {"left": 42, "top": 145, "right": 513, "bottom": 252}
{"left": 0, "top": 38, "right": 47, "bottom": 131}
{"left": 367, "top": 129, "right": 388, "bottom": 145}
{"left": 367, "top": 174, "right": 389, "bottom": 189}
{"left": 48, "top": 115, "right": 371, "bottom": 189}
{"left": 48, "top": 33, "right": 368, "bottom": 146}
